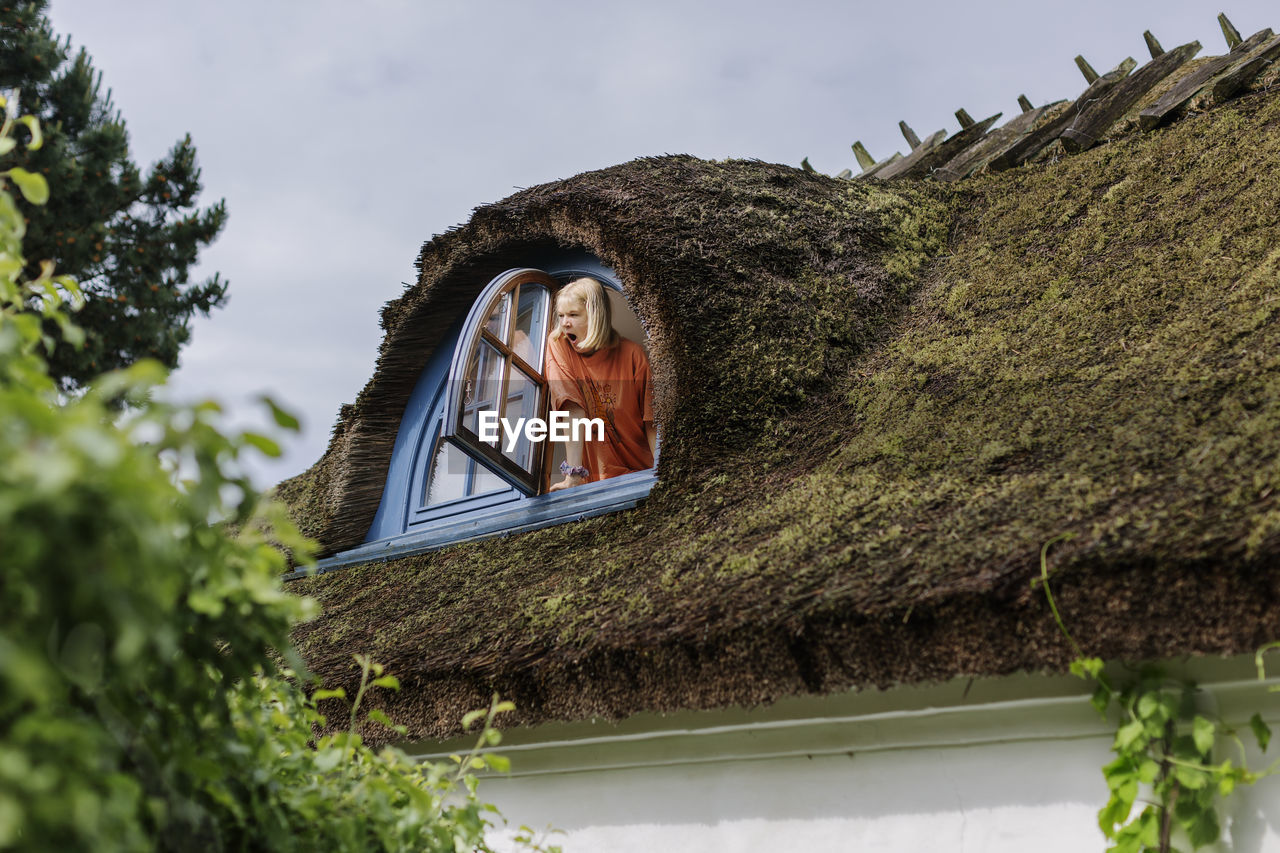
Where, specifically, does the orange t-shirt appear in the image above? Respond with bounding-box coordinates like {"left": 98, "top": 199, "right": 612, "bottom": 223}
{"left": 545, "top": 334, "right": 654, "bottom": 482}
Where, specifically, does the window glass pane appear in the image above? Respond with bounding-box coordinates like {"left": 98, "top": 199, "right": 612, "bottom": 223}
{"left": 424, "top": 440, "right": 466, "bottom": 505}
{"left": 424, "top": 439, "right": 506, "bottom": 506}
{"left": 503, "top": 364, "right": 542, "bottom": 473}
{"left": 472, "top": 462, "right": 506, "bottom": 495}
{"left": 462, "top": 339, "right": 504, "bottom": 432}
{"left": 484, "top": 291, "right": 510, "bottom": 344}
{"left": 513, "top": 284, "right": 548, "bottom": 369}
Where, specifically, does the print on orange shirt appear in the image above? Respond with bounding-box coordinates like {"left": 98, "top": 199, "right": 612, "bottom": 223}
{"left": 545, "top": 335, "right": 654, "bottom": 482}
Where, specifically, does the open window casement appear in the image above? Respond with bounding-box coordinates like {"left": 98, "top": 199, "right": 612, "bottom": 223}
{"left": 317, "top": 254, "right": 658, "bottom": 575}
{"left": 433, "top": 268, "right": 558, "bottom": 498}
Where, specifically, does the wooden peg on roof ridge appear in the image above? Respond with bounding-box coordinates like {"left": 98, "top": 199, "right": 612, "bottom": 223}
{"left": 899, "top": 121, "right": 922, "bottom": 150}
{"left": 1075, "top": 55, "right": 1100, "bottom": 83}
{"left": 836, "top": 168, "right": 853, "bottom": 180}
{"left": 852, "top": 141, "right": 876, "bottom": 171}
{"left": 859, "top": 151, "right": 902, "bottom": 180}
{"left": 1144, "top": 30, "right": 1165, "bottom": 58}
{"left": 1017, "top": 94, "right": 1034, "bottom": 112}
{"left": 800, "top": 157, "right": 815, "bottom": 173}
{"left": 1219, "top": 13, "right": 1243, "bottom": 49}
{"left": 1112, "top": 56, "right": 1139, "bottom": 76}
{"left": 955, "top": 108, "right": 975, "bottom": 128}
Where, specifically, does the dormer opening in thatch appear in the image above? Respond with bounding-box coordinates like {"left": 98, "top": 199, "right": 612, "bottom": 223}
{"left": 277, "top": 157, "right": 943, "bottom": 573}
{"left": 353, "top": 251, "right": 657, "bottom": 565}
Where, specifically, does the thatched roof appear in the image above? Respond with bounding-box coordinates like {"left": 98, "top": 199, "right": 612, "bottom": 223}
{"left": 275, "top": 155, "right": 941, "bottom": 556}
{"left": 283, "top": 83, "right": 1280, "bottom": 744}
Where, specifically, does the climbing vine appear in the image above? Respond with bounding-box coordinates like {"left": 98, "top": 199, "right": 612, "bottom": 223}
{"left": 1037, "top": 537, "right": 1278, "bottom": 852}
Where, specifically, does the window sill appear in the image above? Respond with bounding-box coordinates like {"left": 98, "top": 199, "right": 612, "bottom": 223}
{"left": 283, "top": 469, "right": 656, "bottom": 581}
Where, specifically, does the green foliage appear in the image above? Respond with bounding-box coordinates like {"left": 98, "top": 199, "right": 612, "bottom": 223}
{"left": 219, "top": 664, "right": 554, "bottom": 852}
{"left": 0, "top": 99, "right": 550, "bottom": 852}
{"left": 1038, "top": 539, "right": 1278, "bottom": 853}
{"left": 0, "top": 0, "right": 227, "bottom": 389}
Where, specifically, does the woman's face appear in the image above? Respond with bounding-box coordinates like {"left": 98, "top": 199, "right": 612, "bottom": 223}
{"left": 556, "top": 298, "right": 590, "bottom": 352}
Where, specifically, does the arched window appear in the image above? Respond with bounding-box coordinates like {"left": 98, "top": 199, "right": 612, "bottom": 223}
{"left": 338, "top": 254, "right": 656, "bottom": 569}
{"left": 432, "top": 268, "right": 556, "bottom": 500}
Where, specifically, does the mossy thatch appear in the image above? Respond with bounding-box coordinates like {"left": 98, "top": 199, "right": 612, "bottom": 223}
{"left": 288, "top": 86, "right": 1280, "bottom": 744}
{"left": 277, "top": 157, "right": 944, "bottom": 554}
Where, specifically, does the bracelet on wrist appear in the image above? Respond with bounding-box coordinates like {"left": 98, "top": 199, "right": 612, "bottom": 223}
{"left": 560, "top": 461, "right": 589, "bottom": 479}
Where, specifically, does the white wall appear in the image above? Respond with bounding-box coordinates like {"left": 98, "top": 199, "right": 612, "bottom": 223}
{"left": 411, "top": 659, "right": 1280, "bottom": 853}
{"left": 487, "top": 739, "right": 1109, "bottom": 852}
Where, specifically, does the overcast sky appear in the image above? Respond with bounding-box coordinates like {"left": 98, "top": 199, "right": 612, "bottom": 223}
{"left": 43, "top": 0, "right": 1277, "bottom": 486}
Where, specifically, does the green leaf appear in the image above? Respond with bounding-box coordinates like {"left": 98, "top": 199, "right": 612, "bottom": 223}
{"left": 371, "top": 675, "right": 400, "bottom": 690}
{"left": 1174, "top": 765, "right": 1208, "bottom": 790}
{"left": 1106, "top": 832, "right": 1141, "bottom": 853}
{"left": 366, "top": 709, "right": 398, "bottom": 729}
{"left": 1102, "top": 755, "right": 1134, "bottom": 785}
{"left": 493, "top": 700, "right": 516, "bottom": 715}
{"left": 241, "top": 432, "right": 281, "bottom": 458}
{"left": 1172, "top": 734, "right": 1203, "bottom": 762}
{"left": 1250, "top": 712, "right": 1271, "bottom": 752}
{"left": 1098, "top": 792, "right": 1134, "bottom": 835}
{"left": 1090, "top": 686, "right": 1111, "bottom": 716}
{"left": 18, "top": 116, "right": 42, "bottom": 150}
{"left": 1070, "top": 656, "right": 1105, "bottom": 680}
{"left": 1136, "top": 808, "right": 1160, "bottom": 847}
{"left": 258, "top": 395, "right": 300, "bottom": 430}
{"left": 6, "top": 168, "right": 48, "bottom": 205}
{"left": 186, "top": 756, "right": 224, "bottom": 781}
{"left": 1185, "top": 806, "right": 1220, "bottom": 847}
{"left": 483, "top": 753, "right": 511, "bottom": 773}
{"left": 56, "top": 315, "right": 84, "bottom": 348}
{"left": 1218, "top": 774, "right": 1236, "bottom": 796}
{"left": 1114, "top": 720, "right": 1146, "bottom": 751}
{"left": 461, "top": 709, "right": 486, "bottom": 730}
{"left": 0, "top": 138, "right": 14, "bottom": 156}
{"left": 312, "top": 688, "right": 346, "bottom": 702}
{"left": 312, "top": 747, "right": 344, "bottom": 773}
{"left": 187, "top": 589, "right": 225, "bottom": 616}
{"left": 1192, "top": 715, "right": 1216, "bottom": 756}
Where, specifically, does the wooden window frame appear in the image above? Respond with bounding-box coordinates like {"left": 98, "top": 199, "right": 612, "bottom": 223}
{"left": 439, "top": 268, "right": 559, "bottom": 496}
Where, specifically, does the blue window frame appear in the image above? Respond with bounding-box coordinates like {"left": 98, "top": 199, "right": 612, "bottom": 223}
{"left": 302, "top": 252, "right": 657, "bottom": 576}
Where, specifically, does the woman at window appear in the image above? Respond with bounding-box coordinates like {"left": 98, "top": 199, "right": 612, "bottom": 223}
{"left": 546, "top": 277, "right": 656, "bottom": 491}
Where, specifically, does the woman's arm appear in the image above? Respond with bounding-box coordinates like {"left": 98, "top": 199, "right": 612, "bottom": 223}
{"left": 549, "top": 403, "right": 590, "bottom": 491}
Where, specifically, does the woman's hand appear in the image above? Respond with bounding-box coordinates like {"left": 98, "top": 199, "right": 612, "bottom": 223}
{"left": 549, "top": 473, "right": 588, "bottom": 492}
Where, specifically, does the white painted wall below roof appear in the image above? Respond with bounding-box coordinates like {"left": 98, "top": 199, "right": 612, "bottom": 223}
{"left": 412, "top": 657, "right": 1280, "bottom": 852}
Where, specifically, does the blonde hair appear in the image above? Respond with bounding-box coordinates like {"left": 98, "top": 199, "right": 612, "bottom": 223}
{"left": 549, "top": 277, "right": 618, "bottom": 353}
